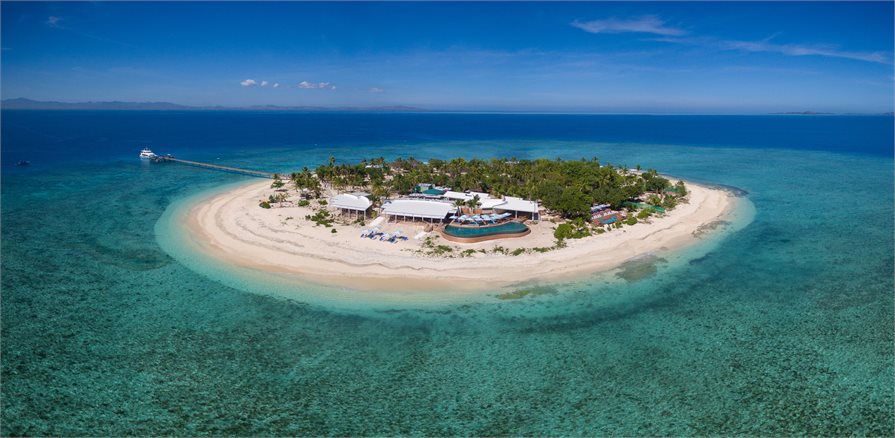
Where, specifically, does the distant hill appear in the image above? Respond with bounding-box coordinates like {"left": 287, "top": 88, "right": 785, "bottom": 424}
{"left": 769, "top": 111, "right": 835, "bottom": 115}
{"left": 769, "top": 111, "right": 895, "bottom": 116}
{"left": 1, "top": 98, "right": 191, "bottom": 110}
{"left": 1, "top": 98, "right": 429, "bottom": 112}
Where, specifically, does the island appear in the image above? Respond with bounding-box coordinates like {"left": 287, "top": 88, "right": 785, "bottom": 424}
{"left": 183, "top": 156, "right": 739, "bottom": 293}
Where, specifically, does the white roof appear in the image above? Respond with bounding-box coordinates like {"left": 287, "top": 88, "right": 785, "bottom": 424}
{"left": 494, "top": 196, "right": 539, "bottom": 214}
{"left": 381, "top": 199, "right": 458, "bottom": 219}
{"left": 331, "top": 193, "right": 372, "bottom": 211}
{"left": 479, "top": 198, "right": 506, "bottom": 209}
{"left": 437, "top": 191, "right": 538, "bottom": 213}
{"left": 442, "top": 190, "right": 495, "bottom": 201}
{"left": 442, "top": 190, "right": 470, "bottom": 200}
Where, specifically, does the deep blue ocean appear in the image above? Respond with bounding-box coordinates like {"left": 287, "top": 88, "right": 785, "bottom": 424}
{"left": 2, "top": 111, "right": 893, "bottom": 435}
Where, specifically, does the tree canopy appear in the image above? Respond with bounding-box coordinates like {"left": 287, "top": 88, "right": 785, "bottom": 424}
{"left": 298, "top": 156, "right": 675, "bottom": 219}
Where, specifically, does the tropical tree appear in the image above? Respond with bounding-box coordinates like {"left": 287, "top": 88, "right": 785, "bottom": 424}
{"left": 467, "top": 195, "right": 481, "bottom": 212}
{"left": 270, "top": 174, "right": 285, "bottom": 189}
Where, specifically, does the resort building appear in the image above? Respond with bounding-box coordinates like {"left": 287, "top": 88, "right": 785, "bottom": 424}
{"left": 440, "top": 190, "right": 541, "bottom": 220}
{"left": 380, "top": 199, "right": 458, "bottom": 223}
{"left": 331, "top": 193, "right": 373, "bottom": 219}
{"left": 442, "top": 190, "right": 491, "bottom": 202}
{"left": 493, "top": 196, "right": 541, "bottom": 220}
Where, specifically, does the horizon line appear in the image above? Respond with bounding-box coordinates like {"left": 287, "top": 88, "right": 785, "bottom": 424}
{"left": 1, "top": 97, "right": 892, "bottom": 116}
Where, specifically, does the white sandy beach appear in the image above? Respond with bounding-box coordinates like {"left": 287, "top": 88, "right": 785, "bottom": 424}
{"left": 180, "top": 179, "right": 737, "bottom": 293}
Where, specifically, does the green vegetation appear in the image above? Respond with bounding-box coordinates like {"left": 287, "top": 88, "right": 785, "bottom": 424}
{"left": 674, "top": 180, "right": 688, "bottom": 197}
{"left": 270, "top": 174, "right": 285, "bottom": 189}
{"left": 275, "top": 156, "right": 691, "bottom": 244}
{"left": 460, "top": 249, "right": 478, "bottom": 257}
{"left": 304, "top": 156, "right": 678, "bottom": 220}
{"left": 636, "top": 208, "right": 655, "bottom": 219}
{"left": 662, "top": 196, "right": 678, "bottom": 209}
{"left": 418, "top": 236, "right": 457, "bottom": 257}
{"left": 259, "top": 201, "right": 271, "bottom": 209}
{"left": 289, "top": 167, "right": 322, "bottom": 198}
{"left": 268, "top": 193, "right": 287, "bottom": 203}
{"left": 306, "top": 210, "right": 334, "bottom": 227}
{"left": 433, "top": 245, "right": 453, "bottom": 255}
{"left": 553, "top": 218, "right": 591, "bottom": 240}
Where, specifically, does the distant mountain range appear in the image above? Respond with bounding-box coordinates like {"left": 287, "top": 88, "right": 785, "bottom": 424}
{"left": 0, "top": 98, "right": 428, "bottom": 112}
{"left": 3, "top": 98, "right": 891, "bottom": 115}
{"left": 768, "top": 111, "right": 835, "bottom": 115}
{"left": 769, "top": 110, "right": 894, "bottom": 116}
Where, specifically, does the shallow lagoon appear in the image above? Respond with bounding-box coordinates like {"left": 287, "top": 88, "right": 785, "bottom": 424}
{"left": 1, "top": 112, "right": 892, "bottom": 435}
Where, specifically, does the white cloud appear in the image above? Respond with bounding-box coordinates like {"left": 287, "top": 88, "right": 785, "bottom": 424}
{"left": 369, "top": 87, "right": 384, "bottom": 93}
{"left": 572, "top": 15, "right": 685, "bottom": 36}
{"left": 240, "top": 79, "right": 257, "bottom": 87}
{"left": 47, "top": 16, "right": 62, "bottom": 28}
{"left": 654, "top": 35, "right": 890, "bottom": 64}
{"left": 260, "top": 80, "right": 269, "bottom": 87}
{"left": 298, "top": 80, "right": 336, "bottom": 90}
{"left": 273, "top": 83, "right": 280, "bottom": 88}
{"left": 719, "top": 39, "right": 888, "bottom": 64}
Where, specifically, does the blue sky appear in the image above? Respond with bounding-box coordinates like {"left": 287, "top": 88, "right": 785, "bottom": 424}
{"left": 2, "top": 1, "right": 893, "bottom": 113}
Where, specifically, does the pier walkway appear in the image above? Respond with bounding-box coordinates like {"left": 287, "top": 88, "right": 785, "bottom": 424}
{"left": 154, "top": 156, "right": 275, "bottom": 178}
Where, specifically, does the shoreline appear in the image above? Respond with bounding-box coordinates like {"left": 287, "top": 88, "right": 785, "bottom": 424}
{"left": 172, "top": 178, "right": 742, "bottom": 294}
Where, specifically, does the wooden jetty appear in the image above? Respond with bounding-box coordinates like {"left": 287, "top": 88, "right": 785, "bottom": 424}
{"left": 153, "top": 156, "right": 275, "bottom": 178}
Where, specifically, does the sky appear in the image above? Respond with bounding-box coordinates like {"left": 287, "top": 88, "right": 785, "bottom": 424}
{"left": 1, "top": 1, "right": 893, "bottom": 113}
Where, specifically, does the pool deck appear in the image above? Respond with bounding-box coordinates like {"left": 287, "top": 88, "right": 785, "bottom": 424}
{"left": 438, "top": 221, "right": 532, "bottom": 243}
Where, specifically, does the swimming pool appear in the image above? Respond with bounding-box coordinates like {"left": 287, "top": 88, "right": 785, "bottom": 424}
{"left": 442, "top": 221, "right": 530, "bottom": 242}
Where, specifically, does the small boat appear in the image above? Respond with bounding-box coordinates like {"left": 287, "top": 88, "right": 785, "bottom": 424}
{"left": 139, "top": 147, "right": 158, "bottom": 160}
{"left": 15, "top": 160, "right": 30, "bottom": 166}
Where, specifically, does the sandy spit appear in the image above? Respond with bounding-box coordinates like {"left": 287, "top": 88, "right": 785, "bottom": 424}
{"left": 181, "top": 180, "right": 736, "bottom": 293}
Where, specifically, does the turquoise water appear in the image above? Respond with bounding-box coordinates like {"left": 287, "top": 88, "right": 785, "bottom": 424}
{"left": 2, "top": 112, "right": 893, "bottom": 435}
{"left": 443, "top": 221, "right": 530, "bottom": 238}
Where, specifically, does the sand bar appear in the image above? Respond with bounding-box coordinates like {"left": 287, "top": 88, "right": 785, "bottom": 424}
{"left": 178, "top": 179, "right": 739, "bottom": 293}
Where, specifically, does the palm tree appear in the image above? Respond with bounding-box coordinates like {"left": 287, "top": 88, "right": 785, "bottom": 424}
{"left": 468, "top": 194, "right": 481, "bottom": 213}
{"left": 453, "top": 199, "right": 467, "bottom": 215}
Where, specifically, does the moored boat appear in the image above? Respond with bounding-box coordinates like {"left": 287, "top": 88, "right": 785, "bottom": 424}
{"left": 139, "top": 147, "right": 158, "bottom": 160}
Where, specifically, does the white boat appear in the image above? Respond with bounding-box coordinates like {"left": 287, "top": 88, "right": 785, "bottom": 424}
{"left": 139, "top": 147, "right": 158, "bottom": 160}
